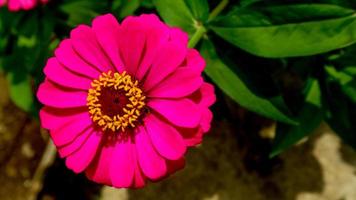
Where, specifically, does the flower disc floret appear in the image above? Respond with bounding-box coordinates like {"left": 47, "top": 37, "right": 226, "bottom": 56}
{"left": 87, "top": 71, "right": 146, "bottom": 132}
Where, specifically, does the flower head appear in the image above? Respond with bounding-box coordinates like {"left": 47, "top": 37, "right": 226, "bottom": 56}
{"left": 0, "top": 0, "right": 48, "bottom": 11}
{"left": 37, "top": 13, "right": 215, "bottom": 188}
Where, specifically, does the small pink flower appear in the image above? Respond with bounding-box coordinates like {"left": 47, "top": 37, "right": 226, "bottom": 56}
{"left": 37, "top": 13, "right": 215, "bottom": 188}
{"left": 0, "top": 0, "right": 48, "bottom": 11}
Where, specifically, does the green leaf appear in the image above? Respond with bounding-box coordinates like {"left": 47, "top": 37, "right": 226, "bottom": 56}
{"left": 325, "top": 65, "right": 356, "bottom": 103}
{"left": 200, "top": 39, "right": 296, "bottom": 124}
{"left": 18, "top": 35, "right": 37, "bottom": 48}
{"left": 60, "top": 0, "right": 106, "bottom": 26}
{"left": 184, "top": 0, "right": 209, "bottom": 22}
{"left": 0, "top": 8, "right": 24, "bottom": 34}
{"left": 344, "top": 66, "right": 356, "bottom": 75}
{"left": 325, "top": 65, "right": 353, "bottom": 85}
{"left": 141, "top": 0, "right": 155, "bottom": 9}
{"left": 271, "top": 79, "right": 323, "bottom": 157}
{"left": 17, "top": 12, "right": 39, "bottom": 37}
{"left": 210, "top": 4, "right": 356, "bottom": 57}
{"left": 325, "top": 82, "right": 356, "bottom": 149}
{"left": 6, "top": 71, "right": 35, "bottom": 113}
{"left": 342, "top": 80, "right": 356, "bottom": 102}
{"left": 305, "top": 79, "right": 323, "bottom": 107}
{"left": 153, "top": 0, "right": 195, "bottom": 35}
{"left": 239, "top": 0, "right": 262, "bottom": 7}
{"left": 113, "top": 0, "right": 141, "bottom": 19}
{"left": 0, "top": 32, "right": 7, "bottom": 56}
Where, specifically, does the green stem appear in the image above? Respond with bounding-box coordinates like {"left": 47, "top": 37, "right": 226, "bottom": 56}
{"left": 188, "top": 0, "right": 229, "bottom": 48}
{"left": 188, "top": 25, "right": 207, "bottom": 48}
{"left": 208, "top": 0, "right": 229, "bottom": 21}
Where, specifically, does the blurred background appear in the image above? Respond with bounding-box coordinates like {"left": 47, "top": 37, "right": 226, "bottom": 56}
{"left": 1, "top": 0, "right": 356, "bottom": 199}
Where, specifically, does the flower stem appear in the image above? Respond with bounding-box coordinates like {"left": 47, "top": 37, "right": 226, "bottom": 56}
{"left": 188, "top": 25, "right": 207, "bottom": 48}
{"left": 188, "top": 0, "right": 229, "bottom": 48}
{"left": 208, "top": 0, "right": 229, "bottom": 21}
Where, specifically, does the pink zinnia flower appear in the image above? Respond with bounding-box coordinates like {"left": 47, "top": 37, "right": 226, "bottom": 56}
{"left": 0, "top": 0, "right": 48, "bottom": 11}
{"left": 37, "top": 13, "right": 215, "bottom": 188}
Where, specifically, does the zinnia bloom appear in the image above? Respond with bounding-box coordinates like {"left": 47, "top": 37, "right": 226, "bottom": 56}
{"left": 37, "top": 13, "right": 215, "bottom": 188}
{"left": 0, "top": 0, "right": 48, "bottom": 11}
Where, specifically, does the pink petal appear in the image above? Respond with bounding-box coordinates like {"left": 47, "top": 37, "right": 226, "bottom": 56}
{"left": 40, "top": 107, "right": 88, "bottom": 130}
{"left": 200, "top": 109, "right": 213, "bottom": 132}
{"left": 179, "top": 127, "right": 204, "bottom": 147}
{"left": 144, "top": 114, "right": 186, "bottom": 160}
{"left": 166, "top": 158, "right": 185, "bottom": 175}
{"left": 20, "top": 0, "right": 35, "bottom": 10}
{"left": 44, "top": 57, "right": 92, "bottom": 90}
{"left": 135, "top": 126, "right": 167, "bottom": 180}
{"left": 131, "top": 145, "right": 146, "bottom": 188}
{"left": 86, "top": 144, "right": 115, "bottom": 186}
{"left": 199, "top": 83, "right": 216, "bottom": 107}
{"left": 58, "top": 127, "right": 93, "bottom": 158}
{"left": 0, "top": 0, "right": 6, "bottom": 6}
{"left": 8, "top": 0, "right": 21, "bottom": 11}
{"left": 186, "top": 49, "right": 205, "bottom": 74}
{"left": 117, "top": 16, "right": 146, "bottom": 75}
{"left": 148, "top": 68, "right": 203, "bottom": 99}
{"left": 189, "top": 83, "right": 216, "bottom": 107}
{"left": 133, "top": 167, "right": 146, "bottom": 189}
{"left": 49, "top": 112, "right": 93, "bottom": 146}
{"left": 169, "top": 27, "right": 188, "bottom": 47}
{"left": 55, "top": 39, "right": 100, "bottom": 79}
{"left": 37, "top": 80, "right": 87, "bottom": 108}
{"left": 148, "top": 98, "right": 201, "bottom": 128}
{"left": 66, "top": 131, "right": 102, "bottom": 173}
{"left": 92, "top": 14, "right": 125, "bottom": 73}
{"left": 134, "top": 14, "right": 170, "bottom": 80}
{"left": 110, "top": 140, "right": 135, "bottom": 188}
{"left": 70, "top": 25, "right": 113, "bottom": 72}
{"left": 143, "top": 40, "right": 187, "bottom": 90}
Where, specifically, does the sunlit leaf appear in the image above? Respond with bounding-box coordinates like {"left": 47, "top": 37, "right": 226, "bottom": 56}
{"left": 153, "top": 0, "right": 195, "bottom": 35}
{"left": 210, "top": 4, "right": 356, "bottom": 57}
{"left": 325, "top": 65, "right": 353, "bottom": 85}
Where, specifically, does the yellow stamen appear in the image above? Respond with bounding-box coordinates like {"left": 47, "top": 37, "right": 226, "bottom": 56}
{"left": 87, "top": 71, "right": 146, "bottom": 132}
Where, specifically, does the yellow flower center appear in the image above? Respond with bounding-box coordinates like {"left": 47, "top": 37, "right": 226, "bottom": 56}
{"left": 87, "top": 71, "right": 146, "bottom": 132}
